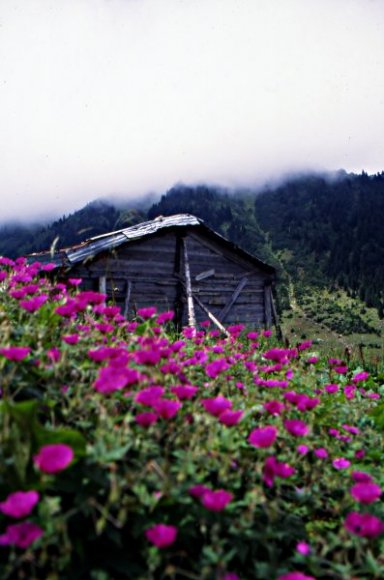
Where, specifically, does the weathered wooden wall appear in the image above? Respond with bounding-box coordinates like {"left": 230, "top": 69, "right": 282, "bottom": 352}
{"left": 67, "top": 228, "right": 275, "bottom": 329}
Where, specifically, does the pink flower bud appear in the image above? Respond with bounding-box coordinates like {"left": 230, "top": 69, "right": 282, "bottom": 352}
{"left": 145, "top": 523, "right": 177, "bottom": 548}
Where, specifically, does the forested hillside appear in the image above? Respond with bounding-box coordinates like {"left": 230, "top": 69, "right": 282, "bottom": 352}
{"left": 254, "top": 172, "right": 384, "bottom": 316}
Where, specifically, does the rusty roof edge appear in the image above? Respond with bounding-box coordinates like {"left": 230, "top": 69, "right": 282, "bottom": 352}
{"left": 66, "top": 233, "right": 127, "bottom": 263}
{"left": 88, "top": 213, "right": 202, "bottom": 242}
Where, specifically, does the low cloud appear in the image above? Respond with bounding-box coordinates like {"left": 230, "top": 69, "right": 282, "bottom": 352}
{"left": 0, "top": 0, "right": 383, "bottom": 222}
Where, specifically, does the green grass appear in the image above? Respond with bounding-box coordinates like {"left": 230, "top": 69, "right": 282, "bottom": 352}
{"left": 280, "top": 287, "right": 384, "bottom": 367}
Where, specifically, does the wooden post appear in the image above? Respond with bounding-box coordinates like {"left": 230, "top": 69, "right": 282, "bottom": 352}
{"left": 270, "top": 286, "right": 283, "bottom": 340}
{"left": 264, "top": 282, "right": 272, "bottom": 329}
{"left": 98, "top": 276, "right": 106, "bottom": 295}
{"left": 182, "top": 238, "right": 196, "bottom": 328}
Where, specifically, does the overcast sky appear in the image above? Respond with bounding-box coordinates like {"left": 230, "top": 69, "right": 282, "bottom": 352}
{"left": 0, "top": 0, "right": 383, "bottom": 222}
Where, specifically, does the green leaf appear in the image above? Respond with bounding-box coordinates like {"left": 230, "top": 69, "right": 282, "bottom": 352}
{"left": 34, "top": 425, "right": 87, "bottom": 457}
{"left": 1, "top": 400, "right": 38, "bottom": 431}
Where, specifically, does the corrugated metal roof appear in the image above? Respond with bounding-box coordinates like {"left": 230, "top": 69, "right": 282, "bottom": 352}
{"left": 28, "top": 213, "right": 275, "bottom": 274}
{"left": 65, "top": 214, "right": 202, "bottom": 265}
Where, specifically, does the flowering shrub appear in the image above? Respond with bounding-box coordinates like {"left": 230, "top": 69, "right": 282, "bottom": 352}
{"left": 0, "top": 257, "right": 384, "bottom": 578}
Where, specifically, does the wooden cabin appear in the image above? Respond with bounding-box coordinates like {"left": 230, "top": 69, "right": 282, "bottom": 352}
{"left": 31, "top": 214, "right": 277, "bottom": 331}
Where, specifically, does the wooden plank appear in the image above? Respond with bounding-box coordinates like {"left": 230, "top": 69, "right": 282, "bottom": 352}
{"left": 195, "top": 268, "right": 215, "bottom": 281}
{"left": 193, "top": 295, "right": 230, "bottom": 337}
{"left": 192, "top": 287, "right": 253, "bottom": 294}
{"left": 218, "top": 277, "right": 248, "bottom": 322}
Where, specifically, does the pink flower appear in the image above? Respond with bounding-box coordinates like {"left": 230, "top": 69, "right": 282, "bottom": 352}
{"left": 314, "top": 447, "right": 328, "bottom": 459}
{"left": 0, "top": 257, "right": 14, "bottom": 266}
{"left": 135, "top": 386, "right": 165, "bottom": 406}
{"left": 202, "top": 396, "right": 232, "bottom": 417}
{"left": 170, "top": 385, "right": 198, "bottom": 400}
{"left": 137, "top": 307, "right": 157, "bottom": 319}
{"left": 189, "top": 484, "right": 211, "bottom": 498}
{"left": 41, "top": 263, "right": 56, "bottom": 271}
{"left": 94, "top": 366, "right": 140, "bottom": 394}
{"left": 219, "top": 410, "right": 243, "bottom": 426}
{"left": 298, "top": 340, "right": 313, "bottom": 351}
{"left": 344, "top": 385, "right": 356, "bottom": 400}
{"left": 153, "top": 399, "right": 181, "bottom": 419}
{"left": 0, "top": 521, "right": 43, "bottom": 549}
{"left": 296, "top": 541, "right": 311, "bottom": 555}
{"left": 332, "top": 457, "right": 351, "bottom": 470}
{"left": 55, "top": 301, "right": 78, "bottom": 318}
{"left": 367, "top": 392, "right": 381, "bottom": 399}
{"left": 34, "top": 443, "right": 74, "bottom": 474}
{"left": 68, "top": 278, "right": 82, "bottom": 286}
{"left": 248, "top": 426, "right": 278, "bottom": 448}
{"left": 263, "top": 400, "right": 285, "bottom": 416}
{"left": 325, "top": 384, "right": 339, "bottom": 394}
{"left": 88, "top": 346, "right": 126, "bottom": 362}
{"left": 328, "top": 357, "right": 342, "bottom": 366}
{"left": 62, "top": 334, "right": 80, "bottom": 345}
{"left": 134, "top": 349, "right": 161, "bottom": 365}
{"left": 0, "top": 346, "right": 31, "bottom": 361}
{"left": 247, "top": 331, "right": 259, "bottom": 340}
{"left": 278, "top": 573, "right": 315, "bottom": 580}
{"left": 262, "top": 456, "right": 295, "bottom": 487}
{"left": 9, "top": 288, "right": 28, "bottom": 300}
{"left": 296, "top": 395, "right": 320, "bottom": 412}
{"left": 352, "top": 371, "right": 369, "bottom": 383}
{"left": 263, "top": 348, "right": 292, "bottom": 364}
{"left": 283, "top": 391, "right": 300, "bottom": 404}
{"left": 47, "top": 347, "right": 61, "bottom": 363}
{"left": 156, "top": 311, "right": 174, "bottom": 324}
{"left": 344, "top": 512, "right": 384, "bottom": 538}
{"left": 205, "top": 359, "right": 230, "bottom": 378}
{"left": 145, "top": 523, "right": 178, "bottom": 548}
{"left": 350, "top": 482, "right": 382, "bottom": 504}
{"left": 284, "top": 419, "right": 309, "bottom": 437}
{"left": 351, "top": 470, "right": 372, "bottom": 483}
{"left": 0, "top": 491, "right": 39, "bottom": 518}
{"left": 342, "top": 424, "right": 360, "bottom": 435}
{"left": 328, "top": 428, "right": 339, "bottom": 438}
{"left": 201, "top": 489, "right": 233, "bottom": 511}
{"left": 94, "top": 323, "right": 114, "bottom": 334}
{"left": 20, "top": 295, "right": 48, "bottom": 313}
{"left": 135, "top": 412, "right": 158, "bottom": 427}
{"left": 296, "top": 445, "right": 309, "bottom": 455}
